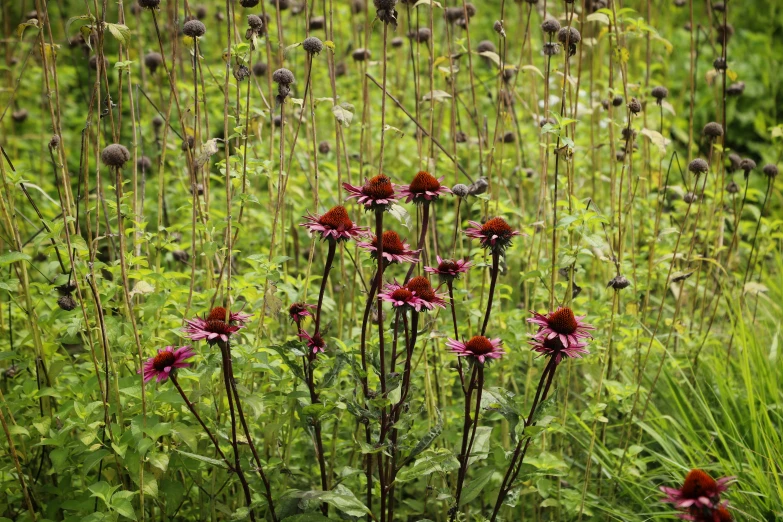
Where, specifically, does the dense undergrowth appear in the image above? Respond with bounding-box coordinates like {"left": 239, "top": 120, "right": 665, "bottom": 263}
{"left": 0, "top": 0, "right": 782, "bottom": 520}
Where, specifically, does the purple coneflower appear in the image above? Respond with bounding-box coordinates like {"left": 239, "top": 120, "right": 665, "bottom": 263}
{"left": 343, "top": 174, "right": 398, "bottom": 210}
{"left": 399, "top": 171, "right": 451, "bottom": 204}
{"left": 529, "top": 336, "right": 590, "bottom": 364}
{"left": 357, "top": 230, "right": 420, "bottom": 264}
{"left": 405, "top": 276, "right": 447, "bottom": 310}
{"left": 183, "top": 307, "right": 250, "bottom": 345}
{"left": 528, "top": 307, "right": 594, "bottom": 348}
{"left": 378, "top": 281, "right": 422, "bottom": 311}
{"left": 660, "top": 469, "right": 734, "bottom": 512}
{"left": 288, "top": 302, "right": 316, "bottom": 324}
{"left": 299, "top": 330, "right": 326, "bottom": 354}
{"left": 301, "top": 205, "right": 368, "bottom": 242}
{"left": 424, "top": 256, "right": 472, "bottom": 283}
{"left": 139, "top": 345, "right": 195, "bottom": 383}
{"left": 446, "top": 336, "right": 505, "bottom": 364}
{"left": 465, "top": 217, "right": 521, "bottom": 253}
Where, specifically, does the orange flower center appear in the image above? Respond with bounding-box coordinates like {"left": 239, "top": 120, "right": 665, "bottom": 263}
{"left": 406, "top": 276, "right": 435, "bottom": 301}
{"left": 408, "top": 171, "right": 441, "bottom": 193}
{"left": 318, "top": 205, "right": 353, "bottom": 229}
{"left": 208, "top": 307, "right": 228, "bottom": 321}
{"left": 390, "top": 288, "right": 414, "bottom": 302}
{"left": 364, "top": 174, "right": 395, "bottom": 199}
{"left": 714, "top": 507, "right": 733, "bottom": 522}
{"left": 548, "top": 307, "right": 578, "bottom": 335}
{"left": 152, "top": 351, "right": 176, "bottom": 371}
{"left": 680, "top": 469, "right": 718, "bottom": 500}
{"left": 372, "top": 230, "right": 405, "bottom": 255}
{"left": 481, "top": 217, "right": 513, "bottom": 237}
{"left": 465, "top": 336, "right": 494, "bottom": 355}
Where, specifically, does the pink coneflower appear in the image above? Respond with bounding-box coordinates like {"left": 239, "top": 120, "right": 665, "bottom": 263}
{"left": 299, "top": 330, "right": 326, "bottom": 354}
{"left": 424, "top": 256, "right": 472, "bottom": 283}
{"left": 405, "top": 276, "right": 447, "bottom": 311}
{"left": 660, "top": 469, "right": 734, "bottom": 512}
{"left": 683, "top": 506, "right": 733, "bottom": 522}
{"left": 139, "top": 345, "right": 195, "bottom": 383}
{"left": 300, "top": 205, "right": 368, "bottom": 242}
{"left": 527, "top": 307, "right": 594, "bottom": 348}
{"left": 288, "top": 302, "right": 316, "bottom": 323}
{"left": 529, "top": 336, "right": 590, "bottom": 364}
{"left": 357, "top": 230, "right": 420, "bottom": 264}
{"left": 379, "top": 281, "right": 422, "bottom": 310}
{"left": 399, "top": 171, "right": 451, "bottom": 204}
{"left": 446, "top": 336, "right": 505, "bottom": 363}
{"left": 465, "top": 217, "right": 522, "bottom": 253}
{"left": 343, "top": 174, "right": 399, "bottom": 210}
{"left": 183, "top": 307, "right": 250, "bottom": 345}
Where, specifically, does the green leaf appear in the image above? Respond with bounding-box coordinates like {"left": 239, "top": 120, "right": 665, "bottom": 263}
{"left": 0, "top": 251, "right": 31, "bottom": 267}
{"left": 332, "top": 103, "right": 354, "bottom": 127}
{"left": 175, "top": 449, "right": 229, "bottom": 468}
{"left": 281, "top": 516, "right": 332, "bottom": 522}
{"left": 89, "top": 481, "right": 120, "bottom": 506}
{"left": 104, "top": 23, "right": 131, "bottom": 46}
{"left": 299, "top": 484, "right": 370, "bottom": 518}
{"left": 467, "top": 426, "right": 492, "bottom": 465}
{"left": 396, "top": 448, "right": 459, "bottom": 483}
{"left": 404, "top": 409, "right": 442, "bottom": 463}
{"left": 459, "top": 466, "right": 494, "bottom": 506}
{"left": 112, "top": 499, "right": 137, "bottom": 520}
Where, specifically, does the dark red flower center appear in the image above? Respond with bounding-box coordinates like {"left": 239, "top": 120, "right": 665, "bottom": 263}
{"left": 481, "top": 217, "right": 514, "bottom": 238}
{"left": 465, "top": 336, "right": 494, "bottom": 355}
{"left": 713, "top": 507, "right": 733, "bottom": 522}
{"left": 438, "top": 260, "right": 459, "bottom": 273}
{"left": 289, "top": 303, "right": 308, "bottom": 318}
{"left": 364, "top": 174, "right": 395, "bottom": 199}
{"left": 152, "top": 351, "right": 176, "bottom": 371}
{"left": 208, "top": 307, "right": 229, "bottom": 321}
{"left": 406, "top": 276, "right": 435, "bottom": 301}
{"left": 543, "top": 337, "right": 565, "bottom": 352}
{"left": 390, "top": 288, "right": 414, "bottom": 302}
{"left": 680, "top": 469, "right": 718, "bottom": 500}
{"left": 309, "top": 333, "right": 325, "bottom": 348}
{"left": 318, "top": 205, "right": 353, "bottom": 229}
{"left": 408, "top": 171, "right": 441, "bottom": 193}
{"left": 548, "top": 307, "right": 578, "bottom": 335}
{"left": 372, "top": 230, "right": 405, "bottom": 255}
{"left": 205, "top": 319, "right": 233, "bottom": 335}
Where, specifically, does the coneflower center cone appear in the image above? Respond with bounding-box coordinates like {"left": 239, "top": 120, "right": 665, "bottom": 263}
{"left": 391, "top": 288, "right": 414, "bottom": 302}
{"left": 481, "top": 217, "right": 514, "bottom": 239}
{"left": 318, "top": 205, "right": 353, "bottom": 229}
{"left": 548, "top": 307, "right": 579, "bottom": 335}
{"left": 364, "top": 174, "right": 395, "bottom": 198}
{"left": 205, "top": 319, "right": 233, "bottom": 335}
{"left": 438, "top": 260, "right": 459, "bottom": 272}
{"left": 408, "top": 171, "right": 441, "bottom": 193}
{"left": 373, "top": 230, "right": 406, "bottom": 255}
{"left": 465, "top": 336, "right": 494, "bottom": 355}
{"left": 152, "top": 351, "right": 177, "bottom": 371}
{"left": 406, "top": 276, "right": 435, "bottom": 301}
{"left": 680, "top": 469, "right": 718, "bottom": 499}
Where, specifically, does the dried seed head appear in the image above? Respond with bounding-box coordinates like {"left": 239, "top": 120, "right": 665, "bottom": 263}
{"left": 541, "top": 18, "right": 561, "bottom": 34}
{"left": 651, "top": 85, "right": 669, "bottom": 103}
{"left": 89, "top": 55, "right": 109, "bottom": 71}
{"left": 58, "top": 295, "right": 77, "bottom": 311}
{"left": 335, "top": 62, "right": 347, "bottom": 76}
{"left": 702, "top": 122, "right": 724, "bottom": 139}
{"left": 252, "top": 62, "right": 268, "bottom": 76}
{"left": 683, "top": 191, "right": 699, "bottom": 203}
{"left": 716, "top": 24, "right": 734, "bottom": 45}
{"left": 309, "top": 16, "right": 325, "bottom": 30}
{"left": 373, "top": 0, "right": 397, "bottom": 10}
{"left": 247, "top": 14, "right": 264, "bottom": 31}
{"left": 183, "top": 19, "right": 206, "bottom": 38}
{"left": 452, "top": 183, "right": 470, "bottom": 198}
{"left": 494, "top": 20, "right": 506, "bottom": 37}
{"left": 272, "top": 67, "right": 295, "bottom": 85}
{"left": 12, "top": 109, "right": 28, "bottom": 123}
{"left": 269, "top": 0, "right": 290, "bottom": 9}
{"left": 181, "top": 135, "right": 195, "bottom": 151}
{"left": 144, "top": 52, "right": 163, "bottom": 73}
{"left": 101, "top": 144, "right": 131, "bottom": 168}
{"left": 612, "top": 95, "right": 624, "bottom": 107}
{"left": 302, "top": 36, "right": 324, "bottom": 54}
{"left": 468, "top": 177, "right": 489, "bottom": 196}
{"left": 352, "top": 48, "right": 371, "bottom": 61}
{"left": 352, "top": 0, "right": 366, "bottom": 13}
{"left": 713, "top": 57, "right": 727, "bottom": 71}
{"left": 628, "top": 97, "right": 642, "bottom": 114}
{"left": 477, "top": 40, "right": 496, "bottom": 54}
{"left": 173, "top": 250, "right": 190, "bottom": 263}
{"left": 762, "top": 164, "right": 778, "bottom": 178}
{"left": 195, "top": 5, "right": 208, "bottom": 19}
{"left": 152, "top": 115, "right": 164, "bottom": 129}
{"left": 713, "top": 2, "right": 725, "bottom": 11}
{"left": 240, "top": 0, "right": 260, "bottom": 6}
{"left": 607, "top": 275, "right": 630, "bottom": 290}
{"left": 726, "top": 181, "right": 739, "bottom": 194}
{"left": 539, "top": 117, "right": 556, "bottom": 128}
{"left": 502, "top": 131, "right": 515, "bottom": 143}
{"left": 557, "top": 26, "right": 581, "bottom": 44}
{"left": 413, "top": 27, "right": 431, "bottom": 42}
{"left": 391, "top": 36, "right": 404, "bottom": 48}
{"left": 49, "top": 135, "right": 61, "bottom": 148}
{"left": 727, "top": 81, "right": 745, "bottom": 96}
{"left": 688, "top": 158, "right": 709, "bottom": 175}
{"left": 455, "top": 131, "right": 468, "bottom": 143}
{"left": 727, "top": 153, "right": 742, "bottom": 172}
{"left": 137, "top": 156, "right": 153, "bottom": 172}
{"left": 318, "top": 141, "right": 331, "bottom": 154}
{"left": 542, "top": 42, "right": 561, "bottom": 56}
{"left": 138, "top": 0, "right": 161, "bottom": 8}
{"left": 740, "top": 158, "right": 756, "bottom": 172}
